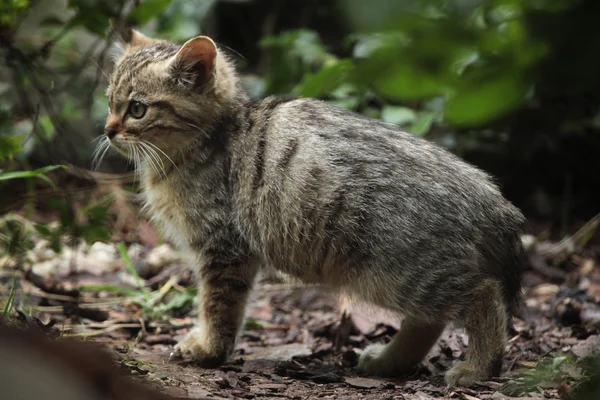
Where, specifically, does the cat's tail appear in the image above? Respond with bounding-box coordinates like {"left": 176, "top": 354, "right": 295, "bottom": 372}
{"left": 482, "top": 209, "right": 525, "bottom": 328}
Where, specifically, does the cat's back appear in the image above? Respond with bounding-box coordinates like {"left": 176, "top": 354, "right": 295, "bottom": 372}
{"left": 233, "top": 96, "right": 509, "bottom": 215}
{"left": 229, "top": 96, "right": 523, "bottom": 286}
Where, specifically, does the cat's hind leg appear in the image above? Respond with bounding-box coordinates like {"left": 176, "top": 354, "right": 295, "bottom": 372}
{"left": 357, "top": 317, "right": 445, "bottom": 377}
{"left": 445, "top": 279, "right": 507, "bottom": 387}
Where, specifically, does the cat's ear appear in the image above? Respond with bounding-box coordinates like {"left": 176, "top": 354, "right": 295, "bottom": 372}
{"left": 109, "top": 24, "right": 153, "bottom": 62}
{"left": 118, "top": 28, "right": 154, "bottom": 49}
{"left": 170, "top": 36, "right": 217, "bottom": 88}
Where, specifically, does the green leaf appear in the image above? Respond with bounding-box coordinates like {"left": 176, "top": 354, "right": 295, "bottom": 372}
{"left": 2, "top": 276, "right": 17, "bottom": 320}
{"left": 154, "top": 288, "right": 196, "bottom": 315}
{"left": 130, "top": 0, "right": 172, "bottom": 25}
{"left": 80, "top": 284, "right": 141, "bottom": 297}
{"left": 295, "top": 60, "right": 354, "bottom": 98}
{"left": 0, "top": 135, "right": 25, "bottom": 160}
{"left": 81, "top": 225, "right": 111, "bottom": 244}
{"left": 380, "top": 106, "right": 417, "bottom": 125}
{"left": 373, "top": 63, "right": 446, "bottom": 100}
{"left": 117, "top": 242, "right": 148, "bottom": 294}
{"left": 444, "top": 72, "right": 529, "bottom": 126}
{"left": 409, "top": 111, "right": 437, "bottom": 136}
{"left": 34, "top": 223, "right": 51, "bottom": 237}
{"left": 0, "top": 165, "right": 66, "bottom": 187}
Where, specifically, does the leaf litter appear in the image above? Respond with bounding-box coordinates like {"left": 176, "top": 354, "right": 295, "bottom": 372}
{"left": 0, "top": 216, "right": 599, "bottom": 399}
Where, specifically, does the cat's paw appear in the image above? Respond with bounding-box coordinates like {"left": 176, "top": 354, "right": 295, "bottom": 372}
{"left": 445, "top": 361, "right": 487, "bottom": 387}
{"left": 170, "top": 327, "right": 230, "bottom": 368}
{"left": 357, "top": 344, "right": 400, "bottom": 377}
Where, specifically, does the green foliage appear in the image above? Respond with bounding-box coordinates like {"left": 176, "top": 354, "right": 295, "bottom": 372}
{"left": 260, "top": 29, "right": 336, "bottom": 95}
{"left": 117, "top": 242, "right": 149, "bottom": 295}
{"left": 67, "top": 0, "right": 123, "bottom": 35}
{"left": 295, "top": 60, "right": 354, "bottom": 98}
{"left": 0, "top": 217, "right": 34, "bottom": 259}
{"left": 0, "top": 165, "right": 66, "bottom": 187}
{"left": 339, "top": 0, "right": 557, "bottom": 127}
{"left": 572, "top": 356, "right": 600, "bottom": 400}
{"left": 2, "top": 276, "right": 17, "bottom": 322}
{"left": 501, "top": 355, "right": 587, "bottom": 397}
{"left": 0, "top": 0, "right": 29, "bottom": 27}
{"left": 0, "top": 135, "right": 25, "bottom": 161}
{"left": 129, "top": 0, "right": 172, "bottom": 26}
{"left": 83, "top": 243, "right": 198, "bottom": 320}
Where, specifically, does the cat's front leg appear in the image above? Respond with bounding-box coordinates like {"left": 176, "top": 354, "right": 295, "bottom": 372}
{"left": 172, "top": 255, "right": 259, "bottom": 367}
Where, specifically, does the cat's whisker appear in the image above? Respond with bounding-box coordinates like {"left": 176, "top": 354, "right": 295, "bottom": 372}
{"left": 139, "top": 142, "right": 164, "bottom": 178}
{"left": 134, "top": 143, "right": 142, "bottom": 171}
{"left": 185, "top": 122, "right": 210, "bottom": 139}
{"left": 125, "top": 142, "right": 134, "bottom": 169}
{"left": 91, "top": 137, "right": 111, "bottom": 170}
{"left": 148, "top": 145, "right": 169, "bottom": 179}
{"left": 138, "top": 142, "right": 160, "bottom": 175}
{"left": 130, "top": 143, "right": 140, "bottom": 186}
{"left": 142, "top": 140, "right": 180, "bottom": 175}
{"left": 91, "top": 135, "right": 105, "bottom": 144}
{"left": 141, "top": 141, "right": 165, "bottom": 171}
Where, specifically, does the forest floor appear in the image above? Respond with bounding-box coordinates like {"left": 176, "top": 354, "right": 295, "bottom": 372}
{"left": 1, "top": 215, "right": 600, "bottom": 400}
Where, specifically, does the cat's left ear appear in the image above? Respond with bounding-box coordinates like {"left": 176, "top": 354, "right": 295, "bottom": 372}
{"left": 170, "top": 36, "right": 217, "bottom": 88}
{"left": 118, "top": 28, "right": 154, "bottom": 49}
{"left": 109, "top": 24, "right": 154, "bottom": 62}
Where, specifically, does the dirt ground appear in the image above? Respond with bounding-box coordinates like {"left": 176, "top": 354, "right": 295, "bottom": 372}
{"left": 2, "top": 216, "right": 600, "bottom": 399}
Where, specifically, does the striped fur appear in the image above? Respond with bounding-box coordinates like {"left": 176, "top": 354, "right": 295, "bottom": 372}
{"left": 101, "top": 31, "right": 525, "bottom": 387}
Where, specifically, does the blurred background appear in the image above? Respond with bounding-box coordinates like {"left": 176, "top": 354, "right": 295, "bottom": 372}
{"left": 1, "top": 1, "right": 600, "bottom": 399}
{"left": 1, "top": 0, "right": 600, "bottom": 236}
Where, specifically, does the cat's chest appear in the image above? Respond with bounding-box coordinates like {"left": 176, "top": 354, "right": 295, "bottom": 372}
{"left": 142, "top": 181, "right": 190, "bottom": 250}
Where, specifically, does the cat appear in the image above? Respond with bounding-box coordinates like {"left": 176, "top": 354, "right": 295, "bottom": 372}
{"left": 99, "top": 29, "right": 525, "bottom": 387}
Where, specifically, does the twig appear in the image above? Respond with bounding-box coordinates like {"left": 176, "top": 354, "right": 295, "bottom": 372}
{"left": 533, "top": 212, "right": 600, "bottom": 264}
{"left": 24, "top": 269, "right": 80, "bottom": 298}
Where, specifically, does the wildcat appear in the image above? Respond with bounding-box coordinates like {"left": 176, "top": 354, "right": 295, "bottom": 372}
{"left": 99, "top": 29, "right": 525, "bottom": 387}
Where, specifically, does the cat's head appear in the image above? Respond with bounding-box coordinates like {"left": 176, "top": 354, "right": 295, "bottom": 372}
{"left": 96, "top": 29, "right": 242, "bottom": 173}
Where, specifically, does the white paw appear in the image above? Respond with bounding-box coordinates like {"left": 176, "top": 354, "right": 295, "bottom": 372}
{"left": 357, "top": 343, "right": 397, "bottom": 377}
{"left": 171, "top": 327, "right": 207, "bottom": 359}
{"left": 170, "top": 327, "right": 230, "bottom": 368}
{"left": 445, "top": 361, "right": 487, "bottom": 387}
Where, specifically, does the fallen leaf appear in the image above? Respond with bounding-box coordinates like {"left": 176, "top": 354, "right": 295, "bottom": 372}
{"left": 344, "top": 376, "right": 389, "bottom": 389}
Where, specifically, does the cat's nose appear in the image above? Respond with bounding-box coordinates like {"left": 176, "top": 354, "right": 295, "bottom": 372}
{"left": 104, "top": 125, "right": 117, "bottom": 139}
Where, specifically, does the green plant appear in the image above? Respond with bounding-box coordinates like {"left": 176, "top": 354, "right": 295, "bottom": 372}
{"left": 81, "top": 243, "right": 196, "bottom": 321}
{"left": 2, "top": 275, "right": 17, "bottom": 321}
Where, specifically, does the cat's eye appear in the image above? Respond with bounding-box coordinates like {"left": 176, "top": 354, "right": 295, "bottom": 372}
{"left": 128, "top": 101, "right": 147, "bottom": 119}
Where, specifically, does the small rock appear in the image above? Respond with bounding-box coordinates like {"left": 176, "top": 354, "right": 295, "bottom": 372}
{"left": 531, "top": 283, "right": 560, "bottom": 297}
{"left": 582, "top": 308, "right": 600, "bottom": 329}
{"left": 30, "top": 240, "right": 56, "bottom": 263}
{"left": 520, "top": 234, "right": 536, "bottom": 251}
{"left": 243, "top": 343, "right": 312, "bottom": 361}
{"left": 127, "top": 243, "right": 146, "bottom": 261}
{"left": 146, "top": 244, "right": 181, "bottom": 270}
{"left": 88, "top": 242, "right": 117, "bottom": 264}
{"left": 579, "top": 258, "right": 595, "bottom": 276}
{"left": 572, "top": 334, "right": 600, "bottom": 358}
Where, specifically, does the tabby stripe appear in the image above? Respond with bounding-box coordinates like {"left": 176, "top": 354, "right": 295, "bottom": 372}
{"left": 252, "top": 123, "right": 267, "bottom": 191}
{"left": 125, "top": 124, "right": 183, "bottom": 135}
{"left": 129, "top": 58, "right": 154, "bottom": 76}
{"left": 150, "top": 101, "right": 201, "bottom": 128}
{"left": 277, "top": 138, "right": 299, "bottom": 173}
